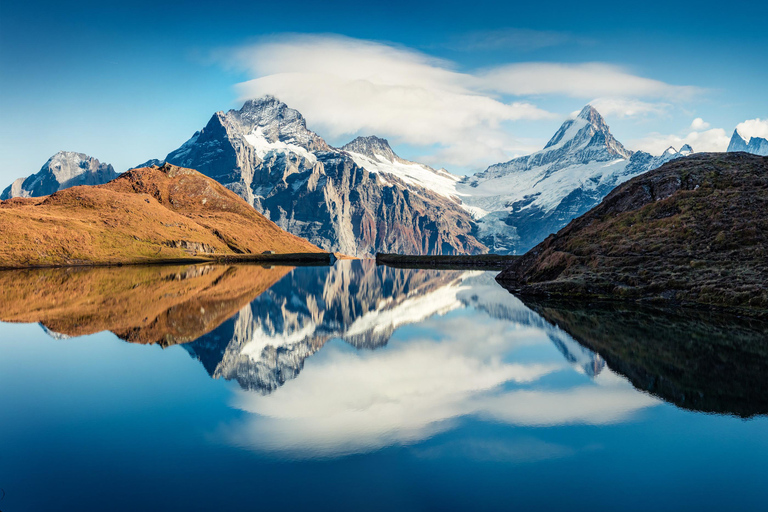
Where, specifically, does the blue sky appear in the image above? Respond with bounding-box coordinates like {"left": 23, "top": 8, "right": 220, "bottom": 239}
{"left": 1, "top": 0, "right": 766, "bottom": 182}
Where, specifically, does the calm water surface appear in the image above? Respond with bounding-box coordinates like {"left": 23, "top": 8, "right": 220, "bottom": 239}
{"left": 1, "top": 261, "right": 767, "bottom": 511}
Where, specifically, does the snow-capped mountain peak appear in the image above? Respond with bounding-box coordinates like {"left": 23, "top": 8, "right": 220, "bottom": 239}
{"left": 663, "top": 146, "right": 678, "bottom": 155}
{"left": 230, "top": 96, "right": 330, "bottom": 153}
{"left": 1, "top": 151, "right": 118, "bottom": 200}
{"left": 679, "top": 144, "right": 694, "bottom": 156}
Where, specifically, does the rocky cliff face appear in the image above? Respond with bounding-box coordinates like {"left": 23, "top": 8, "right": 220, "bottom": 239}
{"left": 1, "top": 151, "right": 118, "bottom": 200}
{"left": 457, "top": 106, "right": 692, "bottom": 254}
{"left": 156, "top": 97, "right": 484, "bottom": 256}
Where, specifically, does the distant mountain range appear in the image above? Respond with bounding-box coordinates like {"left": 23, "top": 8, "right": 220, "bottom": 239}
{"left": 4, "top": 98, "right": 764, "bottom": 256}
{"left": 727, "top": 129, "right": 768, "bottom": 156}
{"left": 457, "top": 106, "right": 695, "bottom": 253}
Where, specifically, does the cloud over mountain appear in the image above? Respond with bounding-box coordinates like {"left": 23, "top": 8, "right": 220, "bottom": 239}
{"left": 222, "top": 34, "right": 698, "bottom": 169}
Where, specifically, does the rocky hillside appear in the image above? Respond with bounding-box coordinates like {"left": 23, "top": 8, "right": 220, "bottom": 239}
{"left": 0, "top": 163, "right": 321, "bottom": 268}
{"left": 497, "top": 153, "right": 768, "bottom": 315}
{"left": 151, "top": 96, "right": 485, "bottom": 256}
{"left": 1, "top": 151, "right": 118, "bottom": 200}
{"left": 458, "top": 106, "right": 693, "bottom": 254}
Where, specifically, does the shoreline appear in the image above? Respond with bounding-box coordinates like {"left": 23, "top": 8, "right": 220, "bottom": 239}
{"left": 375, "top": 252, "right": 520, "bottom": 271}
{"left": 0, "top": 252, "right": 338, "bottom": 271}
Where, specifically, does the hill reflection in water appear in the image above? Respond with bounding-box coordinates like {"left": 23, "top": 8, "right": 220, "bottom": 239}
{"left": 1, "top": 259, "right": 766, "bottom": 459}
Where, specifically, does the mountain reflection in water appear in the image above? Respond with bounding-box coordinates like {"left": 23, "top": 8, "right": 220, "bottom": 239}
{"left": 1, "top": 260, "right": 766, "bottom": 458}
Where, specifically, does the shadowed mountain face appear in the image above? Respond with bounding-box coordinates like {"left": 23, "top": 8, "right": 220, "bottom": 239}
{"left": 0, "top": 264, "right": 292, "bottom": 346}
{"left": 524, "top": 298, "right": 768, "bottom": 417}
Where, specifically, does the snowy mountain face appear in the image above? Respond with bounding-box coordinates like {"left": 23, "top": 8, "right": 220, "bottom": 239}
{"left": 183, "top": 260, "right": 472, "bottom": 393}
{"left": 154, "top": 96, "right": 483, "bottom": 256}
{"left": 341, "top": 136, "right": 462, "bottom": 200}
{"left": 727, "top": 129, "right": 768, "bottom": 156}
{"left": 182, "top": 261, "right": 604, "bottom": 394}
{"left": 456, "top": 106, "right": 692, "bottom": 254}
{"left": 1, "top": 151, "right": 118, "bottom": 200}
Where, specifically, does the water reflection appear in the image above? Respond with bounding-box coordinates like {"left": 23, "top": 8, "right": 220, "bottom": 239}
{"left": 0, "top": 264, "right": 291, "bottom": 345}
{"left": 1, "top": 260, "right": 766, "bottom": 461}
{"left": 523, "top": 298, "right": 768, "bottom": 417}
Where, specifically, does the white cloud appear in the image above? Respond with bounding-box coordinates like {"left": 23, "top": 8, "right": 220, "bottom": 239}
{"left": 479, "top": 62, "right": 698, "bottom": 99}
{"left": 222, "top": 34, "right": 699, "bottom": 169}
{"left": 222, "top": 307, "right": 658, "bottom": 458}
{"left": 629, "top": 127, "right": 730, "bottom": 155}
{"left": 735, "top": 118, "right": 768, "bottom": 140}
{"left": 690, "top": 117, "right": 711, "bottom": 130}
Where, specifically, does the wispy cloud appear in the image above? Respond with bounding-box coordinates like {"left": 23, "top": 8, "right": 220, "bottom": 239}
{"left": 221, "top": 34, "right": 702, "bottom": 169}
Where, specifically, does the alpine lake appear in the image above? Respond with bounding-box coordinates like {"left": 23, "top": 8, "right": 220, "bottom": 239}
{"left": 1, "top": 260, "right": 767, "bottom": 511}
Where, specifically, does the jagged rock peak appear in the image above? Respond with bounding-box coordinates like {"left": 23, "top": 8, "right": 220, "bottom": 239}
{"left": 727, "top": 129, "right": 750, "bottom": 152}
{"left": 679, "top": 144, "right": 694, "bottom": 155}
{"left": 342, "top": 135, "right": 399, "bottom": 162}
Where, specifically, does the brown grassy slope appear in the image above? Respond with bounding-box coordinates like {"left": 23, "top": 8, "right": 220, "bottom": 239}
{"left": 497, "top": 153, "right": 768, "bottom": 314}
{"left": 0, "top": 163, "right": 321, "bottom": 267}
{"left": 0, "top": 264, "right": 292, "bottom": 346}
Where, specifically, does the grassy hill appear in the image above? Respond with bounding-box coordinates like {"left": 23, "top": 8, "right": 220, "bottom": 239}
{"left": 0, "top": 163, "right": 322, "bottom": 268}
{"left": 497, "top": 153, "right": 768, "bottom": 315}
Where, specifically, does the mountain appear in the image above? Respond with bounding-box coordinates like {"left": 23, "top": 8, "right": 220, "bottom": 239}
{"left": 152, "top": 96, "right": 484, "bottom": 256}
{"left": 0, "top": 163, "right": 321, "bottom": 268}
{"left": 1, "top": 151, "right": 118, "bottom": 200}
{"left": 727, "top": 129, "right": 768, "bottom": 156}
{"left": 457, "top": 106, "right": 693, "bottom": 254}
{"left": 497, "top": 153, "right": 768, "bottom": 315}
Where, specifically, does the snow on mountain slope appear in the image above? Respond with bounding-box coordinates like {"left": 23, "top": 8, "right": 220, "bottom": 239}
{"left": 150, "top": 96, "right": 484, "bottom": 256}
{"left": 456, "top": 106, "right": 692, "bottom": 254}
{"left": 342, "top": 136, "right": 461, "bottom": 200}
